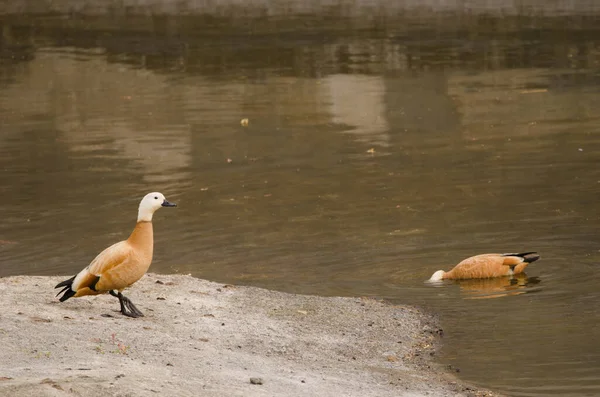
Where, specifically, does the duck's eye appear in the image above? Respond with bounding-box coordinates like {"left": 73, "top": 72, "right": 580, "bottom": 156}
{"left": 154, "top": 196, "right": 158, "bottom": 200}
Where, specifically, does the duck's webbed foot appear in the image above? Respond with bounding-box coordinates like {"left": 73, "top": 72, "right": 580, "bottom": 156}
{"left": 109, "top": 290, "right": 144, "bottom": 318}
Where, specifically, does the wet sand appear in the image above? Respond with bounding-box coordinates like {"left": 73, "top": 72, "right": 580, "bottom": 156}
{"left": 0, "top": 274, "right": 497, "bottom": 396}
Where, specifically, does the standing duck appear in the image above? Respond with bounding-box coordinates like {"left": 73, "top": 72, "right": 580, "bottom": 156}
{"left": 429, "top": 252, "right": 540, "bottom": 281}
{"left": 55, "top": 192, "right": 176, "bottom": 317}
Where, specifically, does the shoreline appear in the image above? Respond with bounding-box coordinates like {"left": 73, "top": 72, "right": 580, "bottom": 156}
{"left": 0, "top": 273, "right": 497, "bottom": 396}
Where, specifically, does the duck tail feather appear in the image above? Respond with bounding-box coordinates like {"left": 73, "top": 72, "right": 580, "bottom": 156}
{"left": 55, "top": 276, "right": 76, "bottom": 301}
{"left": 502, "top": 252, "right": 540, "bottom": 263}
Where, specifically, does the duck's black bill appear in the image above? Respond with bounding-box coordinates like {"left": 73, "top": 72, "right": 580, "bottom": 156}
{"left": 162, "top": 200, "right": 177, "bottom": 207}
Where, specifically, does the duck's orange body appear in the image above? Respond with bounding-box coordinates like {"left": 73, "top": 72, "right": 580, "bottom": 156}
{"left": 69, "top": 221, "right": 154, "bottom": 299}
{"left": 429, "top": 252, "right": 540, "bottom": 281}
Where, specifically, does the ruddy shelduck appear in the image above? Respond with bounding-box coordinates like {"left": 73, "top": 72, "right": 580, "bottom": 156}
{"left": 55, "top": 192, "right": 176, "bottom": 317}
{"left": 429, "top": 252, "right": 540, "bottom": 281}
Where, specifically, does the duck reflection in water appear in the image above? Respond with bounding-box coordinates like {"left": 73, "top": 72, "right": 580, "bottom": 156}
{"left": 455, "top": 273, "right": 542, "bottom": 299}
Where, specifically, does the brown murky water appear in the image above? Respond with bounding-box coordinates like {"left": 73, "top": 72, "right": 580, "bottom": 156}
{"left": 1, "top": 13, "right": 600, "bottom": 396}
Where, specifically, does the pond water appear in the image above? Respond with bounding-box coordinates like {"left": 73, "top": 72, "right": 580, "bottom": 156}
{"left": 1, "top": 13, "right": 599, "bottom": 396}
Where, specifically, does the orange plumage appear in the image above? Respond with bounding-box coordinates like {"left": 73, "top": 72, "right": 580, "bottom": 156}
{"left": 429, "top": 252, "right": 540, "bottom": 281}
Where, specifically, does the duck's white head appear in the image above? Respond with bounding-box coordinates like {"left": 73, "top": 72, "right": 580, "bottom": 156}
{"left": 429, "top": 270, "right": 446, "bottom": 282}
{"left": 137, "top": 192, "right": 177, "bottom": 222}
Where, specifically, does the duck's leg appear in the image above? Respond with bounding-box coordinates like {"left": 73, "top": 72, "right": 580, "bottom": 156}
{"left": 109, "top": 290, "right": 144, "bottom": 318}
{"left": 123, "top": 296, "right": 144, "bottom": 318}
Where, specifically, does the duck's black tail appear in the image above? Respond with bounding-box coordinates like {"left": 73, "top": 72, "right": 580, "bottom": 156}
{"left": 55, "top": 276, "right": 76, "bottom": 302}
{"left": 504, "top": 252, "right": 540, "bottom": 263}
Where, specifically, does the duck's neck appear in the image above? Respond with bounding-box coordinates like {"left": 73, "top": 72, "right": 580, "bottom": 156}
{"left": 137, "top": 208, "right": 154, "bottom": 222}
{"left": 127, "top": 221, "right": 154, "bottom": 260}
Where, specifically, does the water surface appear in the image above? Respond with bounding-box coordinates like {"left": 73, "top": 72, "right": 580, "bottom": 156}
{"left": 1, "top": 13, "right": 600, "bottom": 396}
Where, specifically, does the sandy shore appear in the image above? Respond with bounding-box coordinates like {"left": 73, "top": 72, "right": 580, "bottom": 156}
{"left": 0, "top": 274, "right": 496, "bottom": 396}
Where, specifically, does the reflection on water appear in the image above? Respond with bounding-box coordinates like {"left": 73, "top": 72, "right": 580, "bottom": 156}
{"left": 450, "top": 274, "right": 542, "bottom": 300}
{"left": 1, "top": 12, "right": 600, "bottom": 397}
{"left": 326, "top": 74, "right": 390, "bottom": 146}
